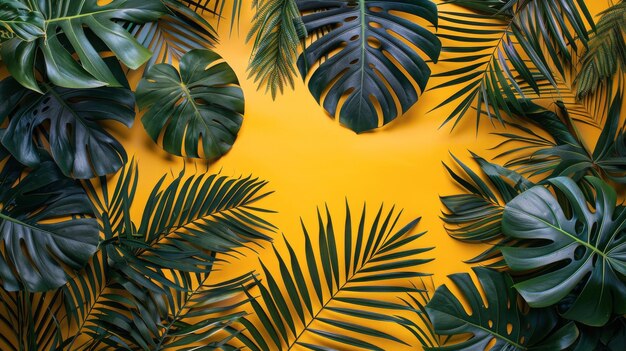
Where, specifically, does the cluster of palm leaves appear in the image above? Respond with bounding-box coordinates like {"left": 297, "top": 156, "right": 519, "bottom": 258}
{"left": 0, "top": 0, "right": 625, "bottom": 350}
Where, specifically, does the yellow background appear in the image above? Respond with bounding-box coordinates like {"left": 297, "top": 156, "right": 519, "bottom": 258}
{"left": 116, "top": 1, "right": 611, "bottom": 349}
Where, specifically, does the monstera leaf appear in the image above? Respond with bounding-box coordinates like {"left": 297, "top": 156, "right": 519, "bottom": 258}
{"left": 0, "top": 77, "right": 135, "bottom": 179}
{"left": 502, "top": 176, "right": 626, "bottom": 326}
{"left": 0, "top": 1, "right": 44, "bottom": 42}
{"left": 296, "top": 0, "right": 441, "bottom": 133}
{"left": 0, "top": 148, "right": 98, "bottom": 292}
{"left": 0, "top": 0, "right": 166, "bottom": 92}
{"left": 426, "top": 267, "right": 578, "bottom": 350}
{"left": 136, "top": 49, "right": 244, "bottom": 159}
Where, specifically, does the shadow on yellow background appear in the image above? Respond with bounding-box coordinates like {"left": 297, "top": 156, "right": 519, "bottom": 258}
{"left": 105, "top": 1, "right": 612, "bottom": 349}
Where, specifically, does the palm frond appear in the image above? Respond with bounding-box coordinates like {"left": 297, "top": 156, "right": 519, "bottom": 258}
{"left": 576, "top": 1, "right": 626, "bottom": 99}
{"left": 247, "top": 0, "right": 306, "bottom": 99}
{"left": 182, "top": 0, "right": 243, "bottom": 31}
{"left": 0, "top": 290, "right": 63, "bottom": 351}
{"left": 238, "top": 202, "right": 434, "bottom": 350}
{"left": 124, "top": 0, "right": 217, "bottom": 72}
{"left": 58, "top": 163, "right": 275, "bottom": 349}
{"left": 433, "top": 0, "right": 594, "bottom": 127}
{"left": 441, "top": 153, "right": 533, "bottom": 266}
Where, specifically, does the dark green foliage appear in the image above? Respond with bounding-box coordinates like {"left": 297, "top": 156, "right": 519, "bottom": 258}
{"left": 297, "top": 0, "right": 441, "bottom": 133}
{"left": 426, "top": 267, "right": 579, "bottom": 350}
{"left": 239, "top": 202, "right": 433, "bottom": 350}
{"left": 136, "top": 49, "right": 244, "bottom": 160}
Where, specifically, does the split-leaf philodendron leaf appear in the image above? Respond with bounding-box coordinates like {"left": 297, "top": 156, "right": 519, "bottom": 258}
{"left": 136, "top": 49, "right": 244, "bottom": 160}
{"left": 0, "top": 1, "right": 44, "bottom": 43}
{"left": 296, "top": 0, "right": 441, "bottom": 133}
{"left": 502, "top": 176, "right": 626, "bottom": 326}
{"left": 0, "top": 147, "right": 98, "bottom": 292}
{"left": 0, "top": 0, "right": 166, "bottom": 92}
{"left": 0, "top": 77, "right": 135, "bottom": 179}
{"left": 426, "top": 267, "right": 579, "bottom": 350}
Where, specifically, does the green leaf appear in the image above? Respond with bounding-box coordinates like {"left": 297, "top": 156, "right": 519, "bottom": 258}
{"left": 0, "top": 0, "right": 166, "bottom": 91}
{"left": 502, "top": 176, "right": 626, "bottom": 326}
{"left": 239, "top": 202, "right": 433, "bottom": 350}
{"left": 136, "top": 49, "right": 245, "bottom": 159}
{"left": 433, "top": 0, "right": 594, "bottom": 127}
{"left": 0, "top": 148, "right": 98, "bottom": 292}
{"left": 426, "top": 267, "right": 579, "bottom": 350}
{"left": 246, "top": 0, "right": 306, "bottom": 99}
{"left": 296, "top": 0, "right": 441, "bottom": 133}
{"left": 0, "top": 1, "right": 44, "bottom": 42}
{"left": 0, "top": 77, "right": 135, "bottom": 179}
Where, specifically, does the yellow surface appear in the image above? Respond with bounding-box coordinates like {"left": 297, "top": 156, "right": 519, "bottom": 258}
{"left": 112, "top": 1, "right": 611, "bottom": 349}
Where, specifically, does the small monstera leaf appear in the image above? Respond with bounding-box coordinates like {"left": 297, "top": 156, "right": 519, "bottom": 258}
{"left": 0, "top": 147, "right": 98, "bottom": 292}
{"left": 426, "top": 267, "right": 579, "bottom": 350}
{"left": 0, "top": 77, "right": 135, "bottom": 179}
{"left": 297, "top": 0, "right": 441, "bottom": 133}
{"left": 136, "top": 49, "right": 244, "bottom": 159}
{"left": 0, "top": 1, "right": 44, "bottom": 43}
{"left": 0, "top": 0, "right": 166, "bottom": 92}
{"left": 502, "top": 176, "right": 626, "bottom": 326}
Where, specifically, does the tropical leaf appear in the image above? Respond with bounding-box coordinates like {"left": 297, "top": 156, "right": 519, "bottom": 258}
{"left": 0, "top": 0, "right": 166, "bottom": 92}
{"left": 426, "top": 267, "right": 579, "bottom": 350}
{"left": 501, "top": 176, "right": 626, "bottom": 326}
{"left": 0, "top": 1, "right": 44, "bottom": 43}
{"left": 124, "top": 0, "right": 217, "bottom": 72}
{"left": 182, "top": 0, "right": 243, "bottom": 31}
{"left": 0, "top": 145, "right": 98, "bottom": 292}
{"left": 0, "top": 76, "right": 136, "bottom": 179}
{"left": 136, "top": 49, "right": 244, "bottom": 159}
{"left": 433, "top": 0, "right": 594, "bottom": 127}
{"left": 0, "top": 290, "right": 64, "bottom": 350}
{"left": 61, "top": 163, "right": 275, "bottom": 349}
{"left": 247, "top": 0, "right": 306, "bottom": 99}
{"left": 238, "top": 202, "right": 433, "bottom": 350}
{"left": 441, "top": 152, "right": 533, "bottom": 266}
{"left": 296, "top": 0, "right": 441, "bottom": 133}
{"left": 573, "top": 317, "right": 626, "bottom": 351}
{"left": 493, "top": 95, "right": 626, "bottom": 184}
{"left": 576, "top": 1, "right": 626, "bottom": 99}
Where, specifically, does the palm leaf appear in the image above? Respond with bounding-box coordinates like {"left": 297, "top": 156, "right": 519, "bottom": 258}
{"left": 576, "top": 1, "right": 626, "bottom": 99}
{"left": 0, "top": 289, "right": 64, "bottom": 350}
{"left": 426, "top": 267, "right": 579, "bottom": 350}
{"left": 124, "top": 0, "right": 217, "bottom": 72}
{"left": 247, "top": 0, "right": 306, "bottom": 99}
{"left": 182, "top": 0, "right": 243, "bottom": 31}
{"left": 238, "top": 202, "right": 433, "bottom": 350}
{"left": 0, "top": 0, "right": 166, "bottom": 92}
{"left": 493, "top": 95, "right": 626, "bottom": 184}
{"left": 501, "top": 176, "right": 626, "bottom": 326}
{"left": 296, "top": 0, "right": 441, "bottom": 133}
{"left": 58, "top": 163, "right": 275, "bottom": 349}
{"left": 433, "top": 0, "right": 594, "bottom": 127}
{"left": 0, "top": 144, "right": 98, "bottom": 292}
{"left": 440, "top": 152, "right": 533, "bottom": 266}
{"left": 136, "top": 49, "right": 245, "bottom": 160}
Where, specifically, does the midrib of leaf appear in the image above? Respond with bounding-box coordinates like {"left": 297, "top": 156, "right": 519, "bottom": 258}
{"left": 356, "top": 0, "right": 366, "bottom": 114}
{"left": 0, "top": 211, "right": 59, "bottom": 238}
{"left": 438, "top": 309, "right": 527, "bottom": 349}
{"left": 179, "top": 82, "right": 217, "bottom": 143}
{"left": 44, "top": 9, "right": 118, "bottom": 24}
{"left": 45, "top": 86, "right": 91, "bottom": 130}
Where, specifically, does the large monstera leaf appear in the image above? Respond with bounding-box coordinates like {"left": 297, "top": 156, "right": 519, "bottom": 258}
{"left": 297, "top": 0, "right": 441, "bottom": 133}
{"left": 136, "top": 49, "right": 244, "bottom": 159}
{"left": 426, "top": 267, "right": 578, "bottom": 350}
{"left": 502, "top": 176, "right": 626, "bottom": 326}
{"left": 0, "top": 148, "right": 98, "bottom": 292}
{"left": 0, "top": 77, "right": 135, "bottom": 179}
{"left": 0, "top": 0, "right": 166, "bottom": 92}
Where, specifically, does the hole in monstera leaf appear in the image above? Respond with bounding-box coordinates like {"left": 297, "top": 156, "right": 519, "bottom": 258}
{"left": 368, "top": 37, "right": 382, "bottom": 49}
{"left": 369, "top": 22, "right": 382, "bottom": 29}
{"left": 506, "top": 323, "right": 513, "bottom": 335}
{"left": 520, "top": 336, "right": 526, "bottom": 344}
{"left": 369, "top": 6, "right": 383, "bottom": 12}
{"left": 41, "top": 106, "right": 50, "bottom": 113}
{"left": 350, "top": 59, "right": 359, "bottom": 65}
{"left": 345, "top": 16, "right": 357, "bottom": 22}
{"left": 349, "top": 34, "right": 360, "bottom": 42}
{"left": 488, "top": 320, "right": 493, "bottom": 328}
{"left": 575, "top": 220, "right": 585, "bottom": 235}
{"left": 574, "top": 245, "right": 586, "bottom": 260}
